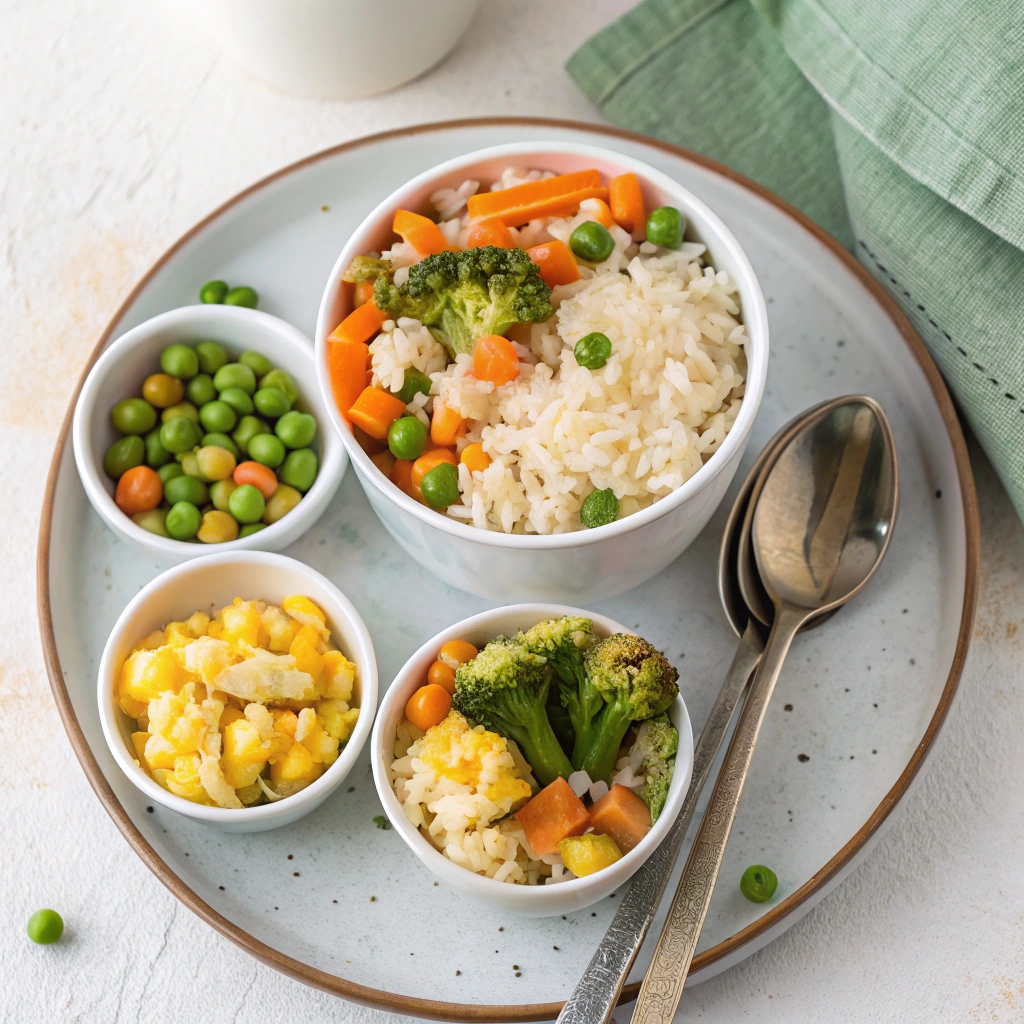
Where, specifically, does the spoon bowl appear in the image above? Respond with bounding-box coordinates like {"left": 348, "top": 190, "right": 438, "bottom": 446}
{"left": 750, "top": 396, "right": 897, "bottom": 616}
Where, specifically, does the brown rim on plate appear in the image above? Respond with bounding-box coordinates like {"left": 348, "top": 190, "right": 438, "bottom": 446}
{"left": 36, "top": 117, "right": 980, "bottom": 1022}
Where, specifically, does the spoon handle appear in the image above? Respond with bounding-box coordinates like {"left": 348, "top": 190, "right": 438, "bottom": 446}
{"left": 556, "top": 620, "right": 765, "bottom": 1024}
{"left": 630, "top": 605, "right": 805, "bottom": 1024}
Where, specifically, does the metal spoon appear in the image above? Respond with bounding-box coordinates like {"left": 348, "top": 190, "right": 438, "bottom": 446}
{"left": 557, "top": 407, "right": 836, "bottom": 1024}
{"left": 629, "top": 396, "right": 898, "bottom": 1024}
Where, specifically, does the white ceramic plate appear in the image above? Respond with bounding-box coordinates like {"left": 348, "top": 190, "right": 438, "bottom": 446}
{"left": 38, "top": 119, "right": 977, "bottom": 1021}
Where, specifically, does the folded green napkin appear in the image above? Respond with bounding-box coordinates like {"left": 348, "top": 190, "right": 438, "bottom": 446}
{"left": 569, "top": 0, "right": 1024, "bottom": 516}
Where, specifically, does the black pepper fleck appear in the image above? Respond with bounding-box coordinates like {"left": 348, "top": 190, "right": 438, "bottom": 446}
{"left": 553, "top": 946, "right": 560, "bottom": 950}
{"left": 591, "top": 912, "right": 597, "bottom": 917}
{"left": 370, "top": 896, "right": 376, "bottom": 902}
{"left": 218, "top": 886, "right": 225, "bottom": 890}
{"left": 515, "top": 972, "right": 522, "bottom": 978}
{"left": 293, "top": 872, "right": 300, "bottom": 877}
{"left": 287, "top": 854, "right": 293, "bottom": 860}
{"left": 784, "top": 704, "right": 793, "bottom": 711}
{"left": 797, "top": 753, "right": 809, "bottom": 762}
{"left": 499, "top": 927, "right": 504, "bottom": 931}
{"left": 872, "top": 749, "right": 878, "bottom": 754}
{"left": 348, "top": 786, "right": 355, "bottom": 793}
{"left": 455, "top": 970, "right": 461, "bottom": 976}
{"left": 332, "top": 899, "right": 338, "bottom": 904}
{"left": 146, "top": 806, "right": 154, "bottom": 813}
{"left": 935, "top": 489, "right": 942, "bottom": 499}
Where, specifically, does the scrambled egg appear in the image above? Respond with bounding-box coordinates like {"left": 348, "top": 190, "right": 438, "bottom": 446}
{"left": 119, "top": 596, "right": 360, "bottom": 809}
{"left": 416, "top": 712, "right": 532, "bottom": 809}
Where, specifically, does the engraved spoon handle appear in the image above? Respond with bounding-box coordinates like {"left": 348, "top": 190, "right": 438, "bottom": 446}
{"left": 630, "top": 604, "right": 805, "bottom": 1024}
{"left": 556, "top": 620, "right": 764, "bottom": 1024}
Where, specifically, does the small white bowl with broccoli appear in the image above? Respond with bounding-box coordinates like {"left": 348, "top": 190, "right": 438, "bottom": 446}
{"left": 371, "top": 604, "right": 693, "bottom": 917}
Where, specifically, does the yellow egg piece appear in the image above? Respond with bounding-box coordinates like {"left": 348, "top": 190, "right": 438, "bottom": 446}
{"left": 558, "top": 833, "right": 623, "bottom": 877}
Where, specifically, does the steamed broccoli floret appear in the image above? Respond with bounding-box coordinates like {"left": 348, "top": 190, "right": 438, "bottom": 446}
{"left": 342, "top": 256, "right": 393, "bottom": 285}
{"left": 374, "top": 246, "right": 554, "bottom": 358}
{"left": 630, "top": 713, "right": 679, "bottom": 823}
{"left": 518, "top": 616, "right": 601, "bottom": 768}
{"left": 578, "top": 634, "right": 679, "bottom": 784}
{"left": 452, "top": 636, "right": 574, "bottom": 786}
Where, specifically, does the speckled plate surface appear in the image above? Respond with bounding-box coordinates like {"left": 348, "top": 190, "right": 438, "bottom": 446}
{"left": 38, "top": 119, "right": 977, "bottom": 1022}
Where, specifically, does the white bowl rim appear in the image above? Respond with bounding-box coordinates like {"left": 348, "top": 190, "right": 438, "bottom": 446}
{"left": 73, "top": 304, "right": 347, "bottom": 558}
{"left": 315, "top": 139, "right": 768, "bottom": 551}
{"left": 97, "top": 549, "right": 378, "bottom": 824}
{"left": 371, "top": 602, "right": 694, "bottom": 902}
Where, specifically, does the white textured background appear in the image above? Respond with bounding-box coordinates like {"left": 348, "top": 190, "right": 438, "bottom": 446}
{"left": 4, "top": 1, "right": 1024, "bottom": 1021}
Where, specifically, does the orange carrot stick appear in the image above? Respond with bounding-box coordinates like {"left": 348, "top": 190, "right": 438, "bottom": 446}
{"left": 473, "top": 334, "right": 520, "bottom": 386}
{"left": 328, "top": 340, "right": 370, "bottom": 420}
{"left": 347, "top": 386, "right": 408, "bottom": 441}
{"left": 609, "top": 173, "right": 646, "bottom": 236}
{"left": 393, "top": 209, "right": 455, "bottom": 257}
{"left": 354, "top": 280, "right": 375, "bottom": 307}
{"left": 466, "top": 216, "right": 516, "bottom": 249}
{"left": 328, "top": 301, "right": 387, "bottom": 346}
{"left": 527, "top": 240, "right": 580, "bottom": 288}
{"left": 468, "top": 170, "right": 606, "bottom": 225}
{"left": 580, "top": 196, "right": 615, "bottom": 228}
{"left": 430, "top": 400, "right": 466, "bottom": 446}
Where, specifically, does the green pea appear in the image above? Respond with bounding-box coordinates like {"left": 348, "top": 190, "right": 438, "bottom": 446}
{"left": 213, "top": 362, "right": 257, "bottom": 395}
{"left": 201, "top": 432, "right": 240, "bottom": 459}
{"left": 387, "top": 416, "right": 428, "bottom": 461}
{"left": 239, "top": 350, "right": 272, "bottom": 378}
{"left": 258, "top": 368, "right": 298, "bottom": 405}
{"left": 103, "top": 435, "right": 144, "bottom": 478}
{"left": 396, "top": 368, "right": 433, "bottom": 405}
{"left": 223, "top": 285, "right": 258, "bottom": 308}
{"left": 279, "top": 448, "right": 318, "bottom": 493}
{"left": 228, "top": 483, "right": 265, "bottom": 524}
{"left": 740, "top": 864, "right": 778, "bottom": 903}
{"left": 199, "top": 399, "right": 238, "bottom": 433}
{"left": 646, "top": 206, "right": 685, "bottom": 249}
{"left": 157, "top": 462, "right": 183, "bottom": 485}
{"left": 160, "top": 401, "right": 199, "bottom": 424}
{"left": 580, "top": 487, "right": 619, "bottom": 528}
{"left": 165, "top": 501, "right": 202, "bottom": 540}
{"left": 569, "top": 220, "right": 615, "bottom": 262}
{"left": 159, "top": 343, "right": 199, "bottom": 379}
{"left": 195, "top": 341, "right": 229, "bottom": 375}
{"left": 232, "top": 415, "right": 269, "bottom": 455}
{"left": 159, "top": 416, "right": 202, "bottom": 454}
{"left": 164, "top": 474, "right": 208, "bottom": 506}
{"left": 420, "top": 462, "right": 460, "bottom": 509}
{"left": 26, "top": 909, "right": 63, "bottom": 945}
{"left": 253, "top": 386, "right": 291, "bottom": 419}
{"left": 573, "top": 332, "right": 613, "bottom": 370}
{"left": 247, "top": 432, "right": 286, "bottom": 469}
{"left": 218, "top": 386, "right": 255, "bottom": 417}
{"left": 239, "top": 523, "right": 266, "bottom": 538}
{"left": 275, "top": 410, "right": 317, "bottom": 449}
{"left": 132, "top": 508, "right": 170, "bottom": 537}
{"left": 199, "top": 280, "right": 228, "bottom": 304}
{"left": 186, "top": 373, "right": 216, "bottom": 407}
{"left": 209, "top": 478, "right": 237, "bottom": 512}
{"left": 144, "top": 428, "right": 171, "bottom": 468}
{"left": 111, "top": 398, "right": 156, "bottom": 436}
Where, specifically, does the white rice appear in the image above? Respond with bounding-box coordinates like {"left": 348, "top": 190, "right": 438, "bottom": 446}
{"left": 370, "top": 171, "right": 747, "bottom": 535}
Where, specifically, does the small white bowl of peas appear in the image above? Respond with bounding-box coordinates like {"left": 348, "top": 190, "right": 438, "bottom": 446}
{"left": 73, "top": 302, "right": 347, "bottom": 562}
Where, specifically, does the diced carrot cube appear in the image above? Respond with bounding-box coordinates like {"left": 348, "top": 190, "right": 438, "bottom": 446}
{"left": 588, "top": 784, "right": 651, "bottom": 853}
{"left": 514, "top": 776, "right": 590, "bottom": 856}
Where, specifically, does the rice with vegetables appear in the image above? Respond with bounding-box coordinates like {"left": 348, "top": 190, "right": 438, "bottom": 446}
{"left": 387, "top": 617, "right": 681, "bottom": 885}
{"left": 328, "top": 165, "right": 747, "bottom": 534}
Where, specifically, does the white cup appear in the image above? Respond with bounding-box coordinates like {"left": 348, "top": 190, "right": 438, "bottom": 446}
{"left": 193, "top": 0, "right": 481, "bottom": 99}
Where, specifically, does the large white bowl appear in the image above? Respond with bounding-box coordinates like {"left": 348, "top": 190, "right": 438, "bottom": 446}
{"left": 370, "top": 604, "right": 693, "bottom": 917}
{"left": 74, "top": 304, "right": 347, "bottom": 563}
{"left": 315, "top": 141, "right": 769, "bottom": 602}
{"left": 98, "top": 551, "right": 378, "bottom": 833}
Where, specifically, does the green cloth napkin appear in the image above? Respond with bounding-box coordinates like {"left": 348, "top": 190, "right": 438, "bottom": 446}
{"left": 568, "top": 0, "right": 1024, "bottom": 517}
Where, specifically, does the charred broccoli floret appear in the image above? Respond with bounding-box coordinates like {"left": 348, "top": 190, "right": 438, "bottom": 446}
{"left": 630, "top": 712, "right": 679, "bottom": 823}
{"left": 452, "top": 636, "right": 574, "bottom": 786}
{"left": 517, "top": 616, "right": 601, "bottom": 768}
{"left": 579, "top": 634, "right": 679, "bottom": 784}
{"left": 374, "top": 246, "right": 554, "bottom": 358}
